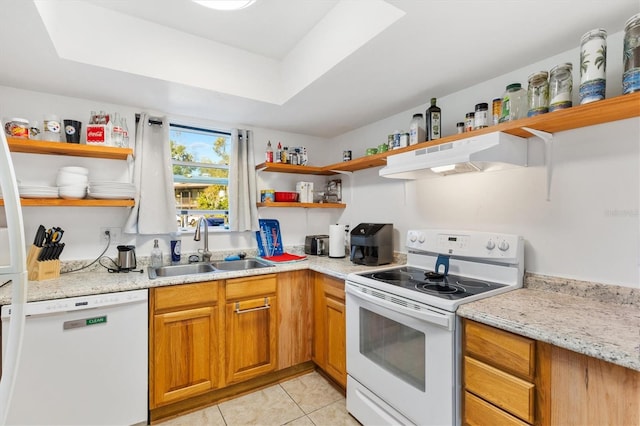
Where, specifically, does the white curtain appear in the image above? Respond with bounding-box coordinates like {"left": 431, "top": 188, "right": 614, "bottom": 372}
{"left": 228, "top": 129, "right": 259, "bottom": 232}
{"left": 124, "top": 113, "right": 178, "bottom": 235}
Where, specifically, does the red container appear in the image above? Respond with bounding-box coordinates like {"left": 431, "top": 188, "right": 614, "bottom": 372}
{"left": 275, "top": 191, "right": 299, "bottom": 202}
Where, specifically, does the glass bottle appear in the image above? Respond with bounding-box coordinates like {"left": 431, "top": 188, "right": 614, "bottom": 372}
{"left": 527, "top": 71, "right": 549, "bottom": 117}
{"left": 425, "top": 98, "right": 441, "bottom": 141}
{"left": 111, "top": 112, "right": 124, "bottom": 147}
{"left": 265, "top": 140, "right": 273, "bottom": 163}
{"left": 121, "top": 116, "right": 129, "bottom": 148}
{"left": 499, "top": 83, "right": 527, "bottom": 122}
{"left": 150, "top": 239, "right": 163, "bottom": 268}
{"left": 623, "top": 13, "right": 640, "bottom": 94}
{"left": 549, "top": 63, "right": 573, "bottom": 111}
{"left": 579, "top": 28, "right": 607, "bottom": 104}
{"left": 409, "top": 113, "right": 425, "bottom": 145}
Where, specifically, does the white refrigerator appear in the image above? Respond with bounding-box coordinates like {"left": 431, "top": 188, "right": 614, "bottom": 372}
{"left": 0, "top": 126, "right": 29, "bottom": 425}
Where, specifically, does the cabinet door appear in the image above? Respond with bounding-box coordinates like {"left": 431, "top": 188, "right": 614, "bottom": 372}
{"left": 152, "top": 306, "right": 219, "bottom": 407}
{"left": 277, "top": 270, "right": 312, "bottom": 370}
{"left": 225, "top": 296, "right": 278, "bottom": 384}
{"left": 312, "top": 273, "right": 346, "bottom": 387}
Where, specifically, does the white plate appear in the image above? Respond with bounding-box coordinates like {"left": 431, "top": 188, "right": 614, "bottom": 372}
{"left": 20, "top": 192, "right": 59, "bottom": 199}
{"left": 88, "top": 192, "right": 135, "bottom": 199}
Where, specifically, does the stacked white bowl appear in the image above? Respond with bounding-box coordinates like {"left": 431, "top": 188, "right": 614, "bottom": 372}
{"left": 57, "top": 166, "right": 89, "bottom": 199}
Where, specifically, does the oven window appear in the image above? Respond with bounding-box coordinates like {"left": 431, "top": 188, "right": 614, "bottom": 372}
{"left": 359, "top": 307, "right": 426, "bottom": 391}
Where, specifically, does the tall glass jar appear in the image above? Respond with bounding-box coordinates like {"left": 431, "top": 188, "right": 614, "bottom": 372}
{"left": 549, "top": 63, "right": 573, "bottom": 111}
{"left": 527, "top": 71, "right": 549, "bottom": 116}
{"left": 579, "top": 28, "right": 607, "bottom": 104}
{"left": 499, "top": 83, "right": 527, "bottom": 122}
{"left": 623, "top": 13, "right": 640, "bottom": 94}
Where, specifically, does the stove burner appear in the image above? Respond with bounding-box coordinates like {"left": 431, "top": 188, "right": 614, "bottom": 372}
{"left": 456, "top": 279, "right": 491, "bottom": 288}
{"left": 371, "top": 271, "right": 411, "bottom": 282}
{"left": 416, "top": 283, "right": 466, "bottom": 295}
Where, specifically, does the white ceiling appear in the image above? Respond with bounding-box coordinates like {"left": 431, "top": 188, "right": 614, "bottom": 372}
{"left": 0, "top": 0, "right": 637, "bottom": 138}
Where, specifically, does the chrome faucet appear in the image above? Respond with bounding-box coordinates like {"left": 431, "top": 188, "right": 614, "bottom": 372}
{"left": 194, "top": 217, "right": 212, "bottom": 262}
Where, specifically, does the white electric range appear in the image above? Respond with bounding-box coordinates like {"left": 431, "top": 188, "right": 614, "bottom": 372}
{"left": 345, "top": 229, "right": 524, "bottom": 426}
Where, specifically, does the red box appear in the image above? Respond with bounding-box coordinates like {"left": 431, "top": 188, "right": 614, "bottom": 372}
{"left": 86, "top": 124, "right": 107, "bottom": 145}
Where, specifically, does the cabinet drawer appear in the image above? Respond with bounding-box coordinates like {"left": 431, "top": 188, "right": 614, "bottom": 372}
{"left": 153, "top": 281, "right": 218, "bottom": 312}
{"left": 465, "top": 320, "right": 535, "bottom": 379}
{"left": 464, "top": 356, "right": 535, "bottom": 423}
{"left": 226, "top": 274, "right": 277, "bottom": 300}
{"left": 464, "top": 391, "right": 529, "bottom": 426}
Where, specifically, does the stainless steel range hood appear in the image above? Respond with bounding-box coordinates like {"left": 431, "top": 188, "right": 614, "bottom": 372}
{"left": 379, "top": 132, "right": 527, "bottom": 179}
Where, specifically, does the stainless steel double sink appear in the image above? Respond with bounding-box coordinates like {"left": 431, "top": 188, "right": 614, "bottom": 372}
{"left": 148, "top": 258, "right": 272, "bottom": 279}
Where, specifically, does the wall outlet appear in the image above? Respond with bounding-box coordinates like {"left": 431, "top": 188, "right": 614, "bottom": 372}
{"left": 100, "top": 227, "right": 121, "bottom": 244}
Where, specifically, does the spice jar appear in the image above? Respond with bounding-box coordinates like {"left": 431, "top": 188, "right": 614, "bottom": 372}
{"left": 549, "top": 63, "right": 573, "bottom": 111}
{"left": 623, "top": 13, "right": 640, "bottom": 94}
{"left": 579, "top": 28, "right": 607, "bottom": 104}
{"left": 492, "top": 98, "right": 502, "bottom": 125}
{"left": 474, "top": 103, "right": 489, "bottom": 129}
{"left": 527, "top": 71, "right": 549, "bottom": 116}
{"left": 464, "top": 112, "right": 475, "bottom": 132}
{"left": 456, "top": 122, "right": 465, "bottom": 134}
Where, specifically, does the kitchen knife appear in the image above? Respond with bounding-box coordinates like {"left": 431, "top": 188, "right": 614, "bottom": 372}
{"left": 37, "top": 245, "right": 49, "bottom": 261}
{"left": 33, "top": 225, "right": 46, "bottom": 247}
{"left": 53, "top": 243, "right": 65, "bottom": 260}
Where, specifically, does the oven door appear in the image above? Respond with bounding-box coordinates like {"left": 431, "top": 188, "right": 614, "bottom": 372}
{"left": 346, "top": 281, "right": 457, "bottom": 426}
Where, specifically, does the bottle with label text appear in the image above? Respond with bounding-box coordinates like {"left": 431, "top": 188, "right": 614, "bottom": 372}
{"left": 409, "top": 113, "right": 425, "bottom": 145}
{"left": 425, "top": 98, "right": 441, "bottom": 141}
{"left": 275, "top": 142, "right": 282, "bottom": 163}
{"left": 265, "top": 140, "right": 273, "bottom": 163}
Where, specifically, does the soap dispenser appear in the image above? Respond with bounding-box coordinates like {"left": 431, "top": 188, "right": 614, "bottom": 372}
{"left": 150, "top": 239, "right": 163, "bottom": 268}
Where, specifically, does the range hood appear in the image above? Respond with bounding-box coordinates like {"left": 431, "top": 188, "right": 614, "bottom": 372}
{"left": 379, "top": 131, "right": 527, "bottom": 179}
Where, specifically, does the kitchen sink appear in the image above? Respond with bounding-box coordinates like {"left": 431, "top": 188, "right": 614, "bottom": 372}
{"left": 210, "top": 258, "right": 271, "bottom": 271}
{"left": 148, "top": 263, "right": 216, "bottom": 279}
{"left": 148, "top": 258, "right": 272, "bottom": 279}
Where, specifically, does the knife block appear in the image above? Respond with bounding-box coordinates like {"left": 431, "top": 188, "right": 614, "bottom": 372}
{"left": 27, "top": 245, "right": 60, "bottom": 281}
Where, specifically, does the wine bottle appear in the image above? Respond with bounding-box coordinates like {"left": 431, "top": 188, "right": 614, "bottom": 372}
{"left": 425, "top": 98, "right": 441, "bottom": 141}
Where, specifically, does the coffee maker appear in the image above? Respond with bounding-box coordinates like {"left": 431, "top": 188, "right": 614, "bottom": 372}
{"left": 350, "top": 223, "right": 393, "bottom": 266}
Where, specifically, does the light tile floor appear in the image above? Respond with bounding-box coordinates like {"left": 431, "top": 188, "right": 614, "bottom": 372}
{"left": 159, "top": 371, "right": 360, "bottom": 426}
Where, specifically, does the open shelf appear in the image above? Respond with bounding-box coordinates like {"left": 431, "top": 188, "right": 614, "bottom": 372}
{"left": 257, "top": 202, "right": 345, "bottom": 209}
{"left": 7, "top": 137, "right": 133, "bottom": 160}
{"left": 256, "top": 92, "right": 640, "bottom": 175}
{"left": 0, "top": 198, "right": 135, "bottom": 207}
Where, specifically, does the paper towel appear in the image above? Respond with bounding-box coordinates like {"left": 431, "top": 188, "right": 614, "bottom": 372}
{"left": 329, "top": 224, "right": 345, "bottom": 258}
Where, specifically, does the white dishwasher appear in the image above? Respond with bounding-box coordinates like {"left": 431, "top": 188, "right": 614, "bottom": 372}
{"left": 1, "top": 289, "right": 148, "bottom": 425}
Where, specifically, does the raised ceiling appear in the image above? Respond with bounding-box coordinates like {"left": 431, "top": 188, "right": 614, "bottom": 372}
{"left": 0, "top": 0, "right": 637, "bottom": 137}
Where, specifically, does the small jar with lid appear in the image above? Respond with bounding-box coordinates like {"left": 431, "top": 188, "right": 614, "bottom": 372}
{"left": 527, "top": 71, "right": 549, "bottom": 116}
{"left": 464, "top": 112, "right": 475, "bottom": 132}
{"left": 623, "top": 12, "right": 640, "bottom": 94}
{"left": 579, "top": 28, "right": 607, "bottom": 104}
{"left": 456, "top": 122, "right": 465, "bottom": 134}
{"left": 474, "top": 103, "right": 489, "bottom": 129}
{"left": 549, "top": 63, "right": 573, "bottom": 111}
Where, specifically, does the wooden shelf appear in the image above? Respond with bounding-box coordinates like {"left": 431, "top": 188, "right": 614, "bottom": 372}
{"left": 256, "top": 92, "right": 640, "bottom": 175}
{"left": 0, "top": 198, "right": 135, "bottom": 207}
{"left": 7, "top": 137, "right": 133, "bottom": 160}
{"left": 257, "top": 202, "right": 345, "bottom": 209}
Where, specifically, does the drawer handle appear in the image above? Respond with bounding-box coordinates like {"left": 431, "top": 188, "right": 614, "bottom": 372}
{"left": 235, "top": 297, "right": 270, "bottom": 314}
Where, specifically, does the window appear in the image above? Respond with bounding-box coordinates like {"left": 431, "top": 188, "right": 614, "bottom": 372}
{"left": 170, "top": 123, "right": 231, "bottom": 231}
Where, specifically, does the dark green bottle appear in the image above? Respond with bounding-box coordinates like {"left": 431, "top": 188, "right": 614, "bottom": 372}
{"left": 426, "top": 98, "right": 441, "bottom": 141}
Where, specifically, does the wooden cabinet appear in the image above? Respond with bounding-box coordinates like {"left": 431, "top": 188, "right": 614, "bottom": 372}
{"left": 312, "top": 272, "right": 346, "bottom": 388}
{"left": 463, "top": 319, "right": 539, "bottom": 425}
{"left": 149, "top": 281, "right": 221, "bottom": 408}
{"left": 277, "top": 270, "right": 313, "bottom": 370}
{"left": 548, "top": 344, "right": 639, "bottom": 426}
{"left": 224, "top": 274, "right": 278, "bottom": 384}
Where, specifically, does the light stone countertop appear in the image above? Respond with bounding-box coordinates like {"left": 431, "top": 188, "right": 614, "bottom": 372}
{"left": 457, "top": 273, "right": 640, "bottom": 372}
{"left": 2, "top": 254, "right": 638, "bottom": 372}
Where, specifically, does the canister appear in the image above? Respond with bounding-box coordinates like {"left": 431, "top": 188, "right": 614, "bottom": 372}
{"left": 623, "top": 13, "right": 640, "bottom": 94}
{"left": 579, "top": 28, "right": 607, "bottom": 104}
{"left": 549, "top": 63, "right": 573, "bottom": 111}
{"left": 260, "top": 189, "right": 275, "bottom": 202}
{"left": 527, "top": 71, "right": 549, "bottom": 116}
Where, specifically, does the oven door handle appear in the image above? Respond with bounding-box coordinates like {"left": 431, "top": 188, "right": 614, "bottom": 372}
{"left": 346, "top": 284, "right": 453, "bottom": 330}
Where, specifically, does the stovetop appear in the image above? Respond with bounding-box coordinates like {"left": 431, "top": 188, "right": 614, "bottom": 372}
{"left": 358, "top": 266, "right": 507, "bottom": 301}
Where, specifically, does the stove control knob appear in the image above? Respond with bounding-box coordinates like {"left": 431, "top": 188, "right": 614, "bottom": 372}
{"left": 486, "top": 240, "right": 496, "bottom": 250}
{"left": 418, "top": 233, "right": 426, "bottom": 243}
{"left": 498, "top": 240, "right": 510, "bottom": 251}
{"left": 409, "top": 233, "right": 417, "bottom": 242}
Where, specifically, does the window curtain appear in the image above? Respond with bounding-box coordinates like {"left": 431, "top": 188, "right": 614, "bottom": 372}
{"left": 124, "top": 113, "right": 178, "bottom": 235}
{"left": 228, "top": 129, "right": 259, "bottom": 232}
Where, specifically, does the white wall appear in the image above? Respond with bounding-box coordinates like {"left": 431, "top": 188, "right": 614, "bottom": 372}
{"left": 328, "top": 30, "right": 640, "bottom": 288}
{"left": 0, "top": 86, "right": 336, "bottom": 264}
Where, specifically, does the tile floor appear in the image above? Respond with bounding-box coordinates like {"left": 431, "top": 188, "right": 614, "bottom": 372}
{"left": 158, "top": 371, "right": 360, "bottom": 426}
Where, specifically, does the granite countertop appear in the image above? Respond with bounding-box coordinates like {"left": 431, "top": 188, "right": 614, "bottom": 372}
{"left": 457, "top": 273, "right": 640, "bottom": 372}
{"left": 2, "top": 254, "right": 638, "bottom": 372}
